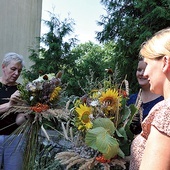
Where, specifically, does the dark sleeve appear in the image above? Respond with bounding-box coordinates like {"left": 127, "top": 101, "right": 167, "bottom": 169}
{"left": 0, "top": 84, "right": 19, "bottom": 135}
{"left": 127, "top": 93, "right": 138, "bottom": 106}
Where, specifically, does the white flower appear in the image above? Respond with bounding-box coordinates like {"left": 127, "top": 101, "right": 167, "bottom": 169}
{"left": 26, "top": 82, "right": 37, "bottom": 92}
{"left": 30, "top": 96, "right": 34, "bottom": 101}
{"left": 33, "top": 73, "right": 55, "bottom": 83}
{"left": 35, "top": 82, "right": 43, "bottom": 90}
{"left": 89, "top": 114, "right": 94, "bottom": 119}
{"left": 90, "top": 100, "right": 99, "bottom": 107}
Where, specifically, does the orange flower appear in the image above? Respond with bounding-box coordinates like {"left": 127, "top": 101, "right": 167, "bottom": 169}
{"left": 118, "top": 89, "right": 128, "bottom": 98}
{"left": 31, "top": 103, "right": 49, "bottom": 113}
{"left": 95, "top": 155, "right": 111, "bottom": 163}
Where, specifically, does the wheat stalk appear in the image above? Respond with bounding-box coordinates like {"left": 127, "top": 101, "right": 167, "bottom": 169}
{"left": 78, "top": 158, "right": 95, "bottom": 170}
{"left": 66, "top": 158, "right": 85, "bottom": 170}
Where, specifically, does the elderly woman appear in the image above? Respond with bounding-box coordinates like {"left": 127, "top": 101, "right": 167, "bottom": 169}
{"left": 130, "top": 28, "right": 170, "bottom": 169}
{"left": 0, "top": 52, "right": 27, "bottom": 170}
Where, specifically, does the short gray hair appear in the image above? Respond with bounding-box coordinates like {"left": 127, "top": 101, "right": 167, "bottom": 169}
{"left": 2, "top": 52, "right": 24, "bottom": 67}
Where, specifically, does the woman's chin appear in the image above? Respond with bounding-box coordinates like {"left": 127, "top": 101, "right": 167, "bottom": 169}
{"left": 139, "top": 83, "right": 150, "bottom": 88}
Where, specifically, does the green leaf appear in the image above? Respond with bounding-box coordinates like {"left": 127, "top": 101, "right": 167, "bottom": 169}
{"left": 117, "top": 148, "right": 125, "bottom": 158}
{"left": 115, "top": 129, "right": 124, "bottom": 138}
{"left": 129, "top": 104, "right": 138, "bottom": 118}
{"left": 85, "top": 126, "right": 119, "bottom": 159}
{"left": 96, "top": 132, "right": 119, "bottom": 159}
{"left": 121, "top": 105, "right": 131, "bottom": 121}
{"left": 93, "top": 118, "right": 116, "bottom": 135}
{"left": 85, "top": 127, "right": 106, "bottom": 150}
{"left": 117, "top": 127, "right": 128, "bottom": 141}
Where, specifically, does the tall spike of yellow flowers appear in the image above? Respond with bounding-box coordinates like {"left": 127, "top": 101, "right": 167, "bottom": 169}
{"left": 50, "top": 87, "right": 61, "bottom": 101}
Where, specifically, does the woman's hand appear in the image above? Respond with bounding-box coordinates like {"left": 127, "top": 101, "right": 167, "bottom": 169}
{"left": 9, "top": 90, "right": 21, "bottom": 107}
{"left": 16, "top": 113, "right": 30, "bottom": 125}
{"left": 0, "top": 90, "right": 21, "bottom": 114}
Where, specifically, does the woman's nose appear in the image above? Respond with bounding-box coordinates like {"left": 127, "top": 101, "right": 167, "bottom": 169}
{"left": 143, "top": 71, "right": 148, "bottom": 78}
{"left": 14, "top": 70, "right": 20, "bottom": 75}
{"left": 139, "top": 70, "right": 145, "bottom": 75}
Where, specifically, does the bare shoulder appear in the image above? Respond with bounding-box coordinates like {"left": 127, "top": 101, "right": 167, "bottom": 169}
{"left": 140, "top": 126, "right": 170, "bottom": 170}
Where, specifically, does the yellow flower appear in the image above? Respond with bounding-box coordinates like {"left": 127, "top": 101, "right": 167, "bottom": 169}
{"left": 74, "top": 99, "right": 81, "bottom": 107}
{"left": 90, "top": 89, "right": 101, "bottom": 99}
{"left": 99, "top": 89, "right": 120, "bottom": 113}
{"left": 50, "top": 87, "right": 61, "bottom": 101}
{"left": 75, "top": 104, "right": 93, "bottom": 130}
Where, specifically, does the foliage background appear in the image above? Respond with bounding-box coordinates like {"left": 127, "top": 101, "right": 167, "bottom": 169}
{"left": 23, "top": 0, "right": 170, "bottom": 97}
{"left": 96, "top": 0, "right": 170, "bottom": 93}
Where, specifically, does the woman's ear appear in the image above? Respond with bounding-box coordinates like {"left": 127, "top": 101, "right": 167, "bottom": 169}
{"left": 2, "top": 64, "right": 6, "bottom": 69}
{"left": 162, "top": 55, "right": 170, "bottom": 73}
{"left": 1, "top": 64, "right": 4, "bottom": 70}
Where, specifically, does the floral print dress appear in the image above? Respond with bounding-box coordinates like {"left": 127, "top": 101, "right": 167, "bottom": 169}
{"left": 129, "top": 99, "right": 170, "bottom": 170}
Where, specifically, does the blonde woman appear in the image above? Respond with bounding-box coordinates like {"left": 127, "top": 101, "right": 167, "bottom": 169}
{"left": 130, "top": 28, "right": 170, "bottom": 170}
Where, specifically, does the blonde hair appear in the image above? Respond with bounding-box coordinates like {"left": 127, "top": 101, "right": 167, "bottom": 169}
{"left": 140, "top": 28, "right": 170, "bottom": 59}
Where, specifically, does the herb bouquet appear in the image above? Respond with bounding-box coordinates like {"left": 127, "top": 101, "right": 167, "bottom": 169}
{"left": 55, "top": 75, "right": 137, "bottom": 170}
{"left": 3, "top": 71, "right": 69, "bottom": 170}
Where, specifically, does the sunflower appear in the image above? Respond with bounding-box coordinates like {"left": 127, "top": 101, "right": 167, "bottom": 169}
{"left": 75, "top": 104, "right": 93, "bottom": 130}
{"left": 99, "top": 89, "right": 120, "bottom": 113}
